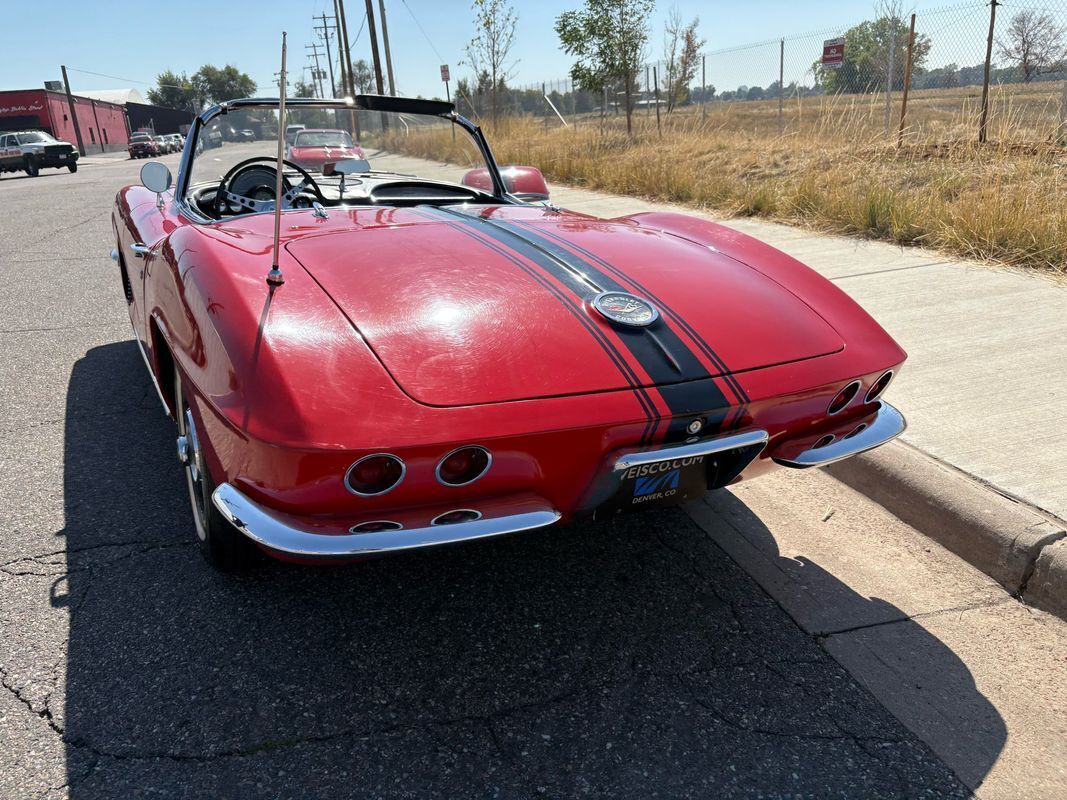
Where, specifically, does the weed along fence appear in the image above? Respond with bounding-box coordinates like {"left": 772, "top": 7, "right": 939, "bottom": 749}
{"left": 459, "top": 0, "right": 1067, "bottom": 148}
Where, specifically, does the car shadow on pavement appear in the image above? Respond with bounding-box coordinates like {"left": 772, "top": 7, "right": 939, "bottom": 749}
{"left": 55, "top": 341, "right": 1003, "bottom": 798}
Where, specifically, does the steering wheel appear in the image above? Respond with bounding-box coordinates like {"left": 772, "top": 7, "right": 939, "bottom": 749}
{"left": 215, "top": 157, "right": 326, "bottom": 217}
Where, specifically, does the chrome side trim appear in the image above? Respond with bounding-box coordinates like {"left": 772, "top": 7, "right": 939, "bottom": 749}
{"left": 212, "top": 483, "right": 562, "bottom": 558}
{"left": 774, "top": 402, "right": 906, "bottom": 469}
{"left": 613, "top": 429, "right": 769, "bottom": 472}
{"left": 133, "top": 334, "right": 170, "bottom": 414}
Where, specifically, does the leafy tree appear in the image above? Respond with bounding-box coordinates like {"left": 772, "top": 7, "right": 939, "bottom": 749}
{"left": 192, "top": 64, "right": 257, "bottom": 105}
{"left": 662, "top": 8, "right": 704, "bottom": 112}
{"left": 352, "top": 60, "right": 375, "bottom": 94}
{"left": 556, "top": 0, "right": 654, "bottom": 135}
{"left": 816, "top": 15, "right": 931, "bottom": 94}
{"left": 466, "top": 0, "right": 518, "bottom": 121}
{"left": 997, "top": 11, "right": 1067, "bottom": 83}
{"left": 146, "top": 70, "right": 198, "bottom": 112}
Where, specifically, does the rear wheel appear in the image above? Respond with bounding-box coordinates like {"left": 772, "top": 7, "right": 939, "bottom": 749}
{"left": 174, "top": 365, "right": 258, "bottom": 571}
{"left": 24, "top": 157, "right": 38, "bottom": 177}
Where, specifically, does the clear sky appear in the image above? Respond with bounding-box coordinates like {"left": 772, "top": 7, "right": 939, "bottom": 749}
{"left": 3, "top": 1, "right": 972, "bottom": 100}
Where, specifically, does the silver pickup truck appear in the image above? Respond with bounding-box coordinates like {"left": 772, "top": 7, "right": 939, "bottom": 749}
{"left": 0, "top": 130, "right": 79, "bottom": 177}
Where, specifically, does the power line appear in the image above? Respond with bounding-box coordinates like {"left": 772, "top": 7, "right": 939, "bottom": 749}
{"left": 400, "top": 0, "right": 445, "bottom": 63}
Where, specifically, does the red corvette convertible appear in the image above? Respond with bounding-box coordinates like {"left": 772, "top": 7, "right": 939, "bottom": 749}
{"left": 285, "top": 127, "right": 365, "bottom": 172}
{"left": 111, "top": 96, "right": 905, "bottom": 571}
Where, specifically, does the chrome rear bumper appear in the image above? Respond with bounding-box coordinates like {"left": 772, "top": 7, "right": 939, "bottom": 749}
{"left": 773, "top": 402, "right": 906, "bottom": 469}
{"left": 211, "top": 484, "right": 561, "bottom": 558}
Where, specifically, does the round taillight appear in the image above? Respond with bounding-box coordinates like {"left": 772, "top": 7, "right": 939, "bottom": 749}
{"left": 431, "top": 509, "right": 482, "bottom": 526}
{"left": 813, "top": 434, "right": 836, "bottom": 449}
{"left": 828, "top": 381, "right": 861, "bottom": 415}
{"left": 865, "top": 371, "right": 894, "bottom": 403}
{"left": 436, "top": 446, "right": 492, "bottom": 487}
{"left": 349, "top": 520, "right": 403, "bottom": 533}
{"left": 345, "top": 454, "right": 405, "bottom": 496}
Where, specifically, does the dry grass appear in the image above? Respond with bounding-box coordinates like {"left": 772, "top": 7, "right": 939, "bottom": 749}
{"left": 395, "top": 82, "right": 1067, "bottom": 275}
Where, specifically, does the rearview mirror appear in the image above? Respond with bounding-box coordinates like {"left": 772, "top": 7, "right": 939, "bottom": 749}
{"left": 324, "top": 158, "right": 370, "bottom": 176}
{"left": 461, "top": 166, "right": 549, "bottom": 203}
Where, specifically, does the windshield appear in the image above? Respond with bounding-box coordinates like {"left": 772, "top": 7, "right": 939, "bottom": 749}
{"left": 131, "top": 134, "right": 151, "bottom": 141}
{"left": 293, "top": 130, "right": 352, "bottom": 148}
{"left": 184, "top": 102, "right": 497, "bottom": 219}
{"left": 18, "top": 132, "right": 55, "bottom": 144}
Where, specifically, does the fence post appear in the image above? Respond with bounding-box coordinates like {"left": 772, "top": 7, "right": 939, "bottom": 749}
{"left": 884, "top": 14, "right": 897, "bottom": 137}
{"left": 646, "top": 65, "right": 652, "bottom": 118}
{"left": 979, "top": 0, "right": 999, "bottom": 143}
{"left": 1059, "top": 78, "right": 1067, "bottom": 144}
{"left": 543, "top": 82, "right": 548, "bottom": 130}
{"left": 701, "top": 55, "right": 706, "bottom": 121}
{"left": 778, "top": 39, "right": 785, "bottom": 133}
{"left": 653, "top": 65, "right": 661, "bottom": 136}
{"left": 897, "top": 13, "right": 916, "bottom": 148}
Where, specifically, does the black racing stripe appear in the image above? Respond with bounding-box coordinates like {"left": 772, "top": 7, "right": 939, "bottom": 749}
{"left": 411, "top": 207, "right": 660, "bottom": 445}
{"left": 521, "top": 222, "right": 750, "bottom": 407}
{"left": 432, "top": 207, "right": 729, "bottom": 422}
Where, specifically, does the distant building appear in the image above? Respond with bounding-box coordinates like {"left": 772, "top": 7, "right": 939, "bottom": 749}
{"left": 0, "top": 86, "right": 195, "bottom": 154}
{"left": 0, "top": 89, "right": 127, "bottom": 154}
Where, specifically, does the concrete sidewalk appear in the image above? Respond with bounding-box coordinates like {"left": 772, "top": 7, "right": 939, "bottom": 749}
{"left": 546, "top": 182, "right": 1067, "bottom": 523}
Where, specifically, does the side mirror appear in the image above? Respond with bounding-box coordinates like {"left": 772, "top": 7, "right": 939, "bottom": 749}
{"left": 140, "top": 161, "right": 172, "bottom": 208}
{"left": 462, "top": 165, "right": 550, "bottom": 203}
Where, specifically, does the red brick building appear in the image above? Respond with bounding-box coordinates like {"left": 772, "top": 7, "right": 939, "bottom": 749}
{"left": 0, "top": 89, "right": 128, "bottom": 154}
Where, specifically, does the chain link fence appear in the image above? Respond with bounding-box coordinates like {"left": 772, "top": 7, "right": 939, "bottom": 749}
{"left": 458, "top": 0, "right": 1067, "bottom": 144}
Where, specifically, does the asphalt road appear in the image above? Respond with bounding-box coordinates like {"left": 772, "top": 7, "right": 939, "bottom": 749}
{"left": 0, "top": 153, "right": 973, "bottom": 798}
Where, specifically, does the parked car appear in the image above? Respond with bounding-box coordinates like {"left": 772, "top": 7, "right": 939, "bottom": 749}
{"left": 154, "top": 135, "right": 173, "bottom": 154}
{"left": 128, "top": 133, "right": 159, "bottom": 159}
{"left": 285, "top": 128, "right": 364, "bottom": 172}
{"left": 236, "top": 129, "right": 256, "bottom": 142}
{"left": 0, "top": 130, "right": 79, "bottom": 176}
{"left": 166, "top": 133, "right": 185, "bottom": 152}
{"left": 283, "top": 124, "right": 306, "bottom": 145}
{"left": 111, "top": 96, "right": 906, "bottom": 571}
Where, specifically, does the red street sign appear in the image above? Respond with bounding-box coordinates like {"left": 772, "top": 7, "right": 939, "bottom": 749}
{"left": 440, "top": 64, "right": 450, "bottom": 82}
{"left": 822, "top": 37, "right": 845, "bottom": 68}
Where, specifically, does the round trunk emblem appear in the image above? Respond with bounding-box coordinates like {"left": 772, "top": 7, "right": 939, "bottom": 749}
{"left": 591, "top": 292, "right": 659, "bottom": 327}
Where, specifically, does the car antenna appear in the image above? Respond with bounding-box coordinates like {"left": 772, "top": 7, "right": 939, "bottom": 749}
{"left": 267, "top": 31, "right": 288, "bottom": 287}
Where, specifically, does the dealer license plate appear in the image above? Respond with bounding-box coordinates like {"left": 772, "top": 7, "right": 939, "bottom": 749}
{"left": 604, "top": 454, "right": 709, "bottom": 513}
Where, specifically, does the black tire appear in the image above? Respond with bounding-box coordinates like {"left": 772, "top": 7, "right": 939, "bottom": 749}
{"left": 24, "top": 157, "right": 38, "bottom": 177}
{"left": 174, "top": 365, "right": 259, "bottom": 571}
{"left": 67, "top": 163, "right": 78, "bottom": 173}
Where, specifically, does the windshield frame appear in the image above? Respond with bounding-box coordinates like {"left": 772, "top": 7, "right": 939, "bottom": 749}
{"left": 175, "top": 96, "right": 509, "bottom": 221}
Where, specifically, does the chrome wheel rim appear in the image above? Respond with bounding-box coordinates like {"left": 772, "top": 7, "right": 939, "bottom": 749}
{"left": 176, "top": 381, "right": 209, "bottom": 543}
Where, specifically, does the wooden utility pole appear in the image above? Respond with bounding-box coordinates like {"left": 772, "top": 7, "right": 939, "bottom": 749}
{"left": 363, "top": 0, "right": 386, "bottom": 95}
{"left": 335, "top": 0, "right": 354, "bottom": 96}
{"left": 897, "top": 13, "right": 916, "bottom": 148}
{"left": 60, "top": 66, "right": 86, "bottom": 155}
{"left": 378, "top": 0, "right": 397, "bottom": 95}
{"left": 979, "top": 0, "right": 999, "bottom": 143}
{"left": 315, "top": 14, "right": 337, "bottom": 97}
{"left": 306, "top": 43, "right": 326, "bottom": 98}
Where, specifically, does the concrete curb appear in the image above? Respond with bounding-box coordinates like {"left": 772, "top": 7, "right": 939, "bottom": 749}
{"left": 824, "top": 441, "right": 1066, "bottom": 617}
